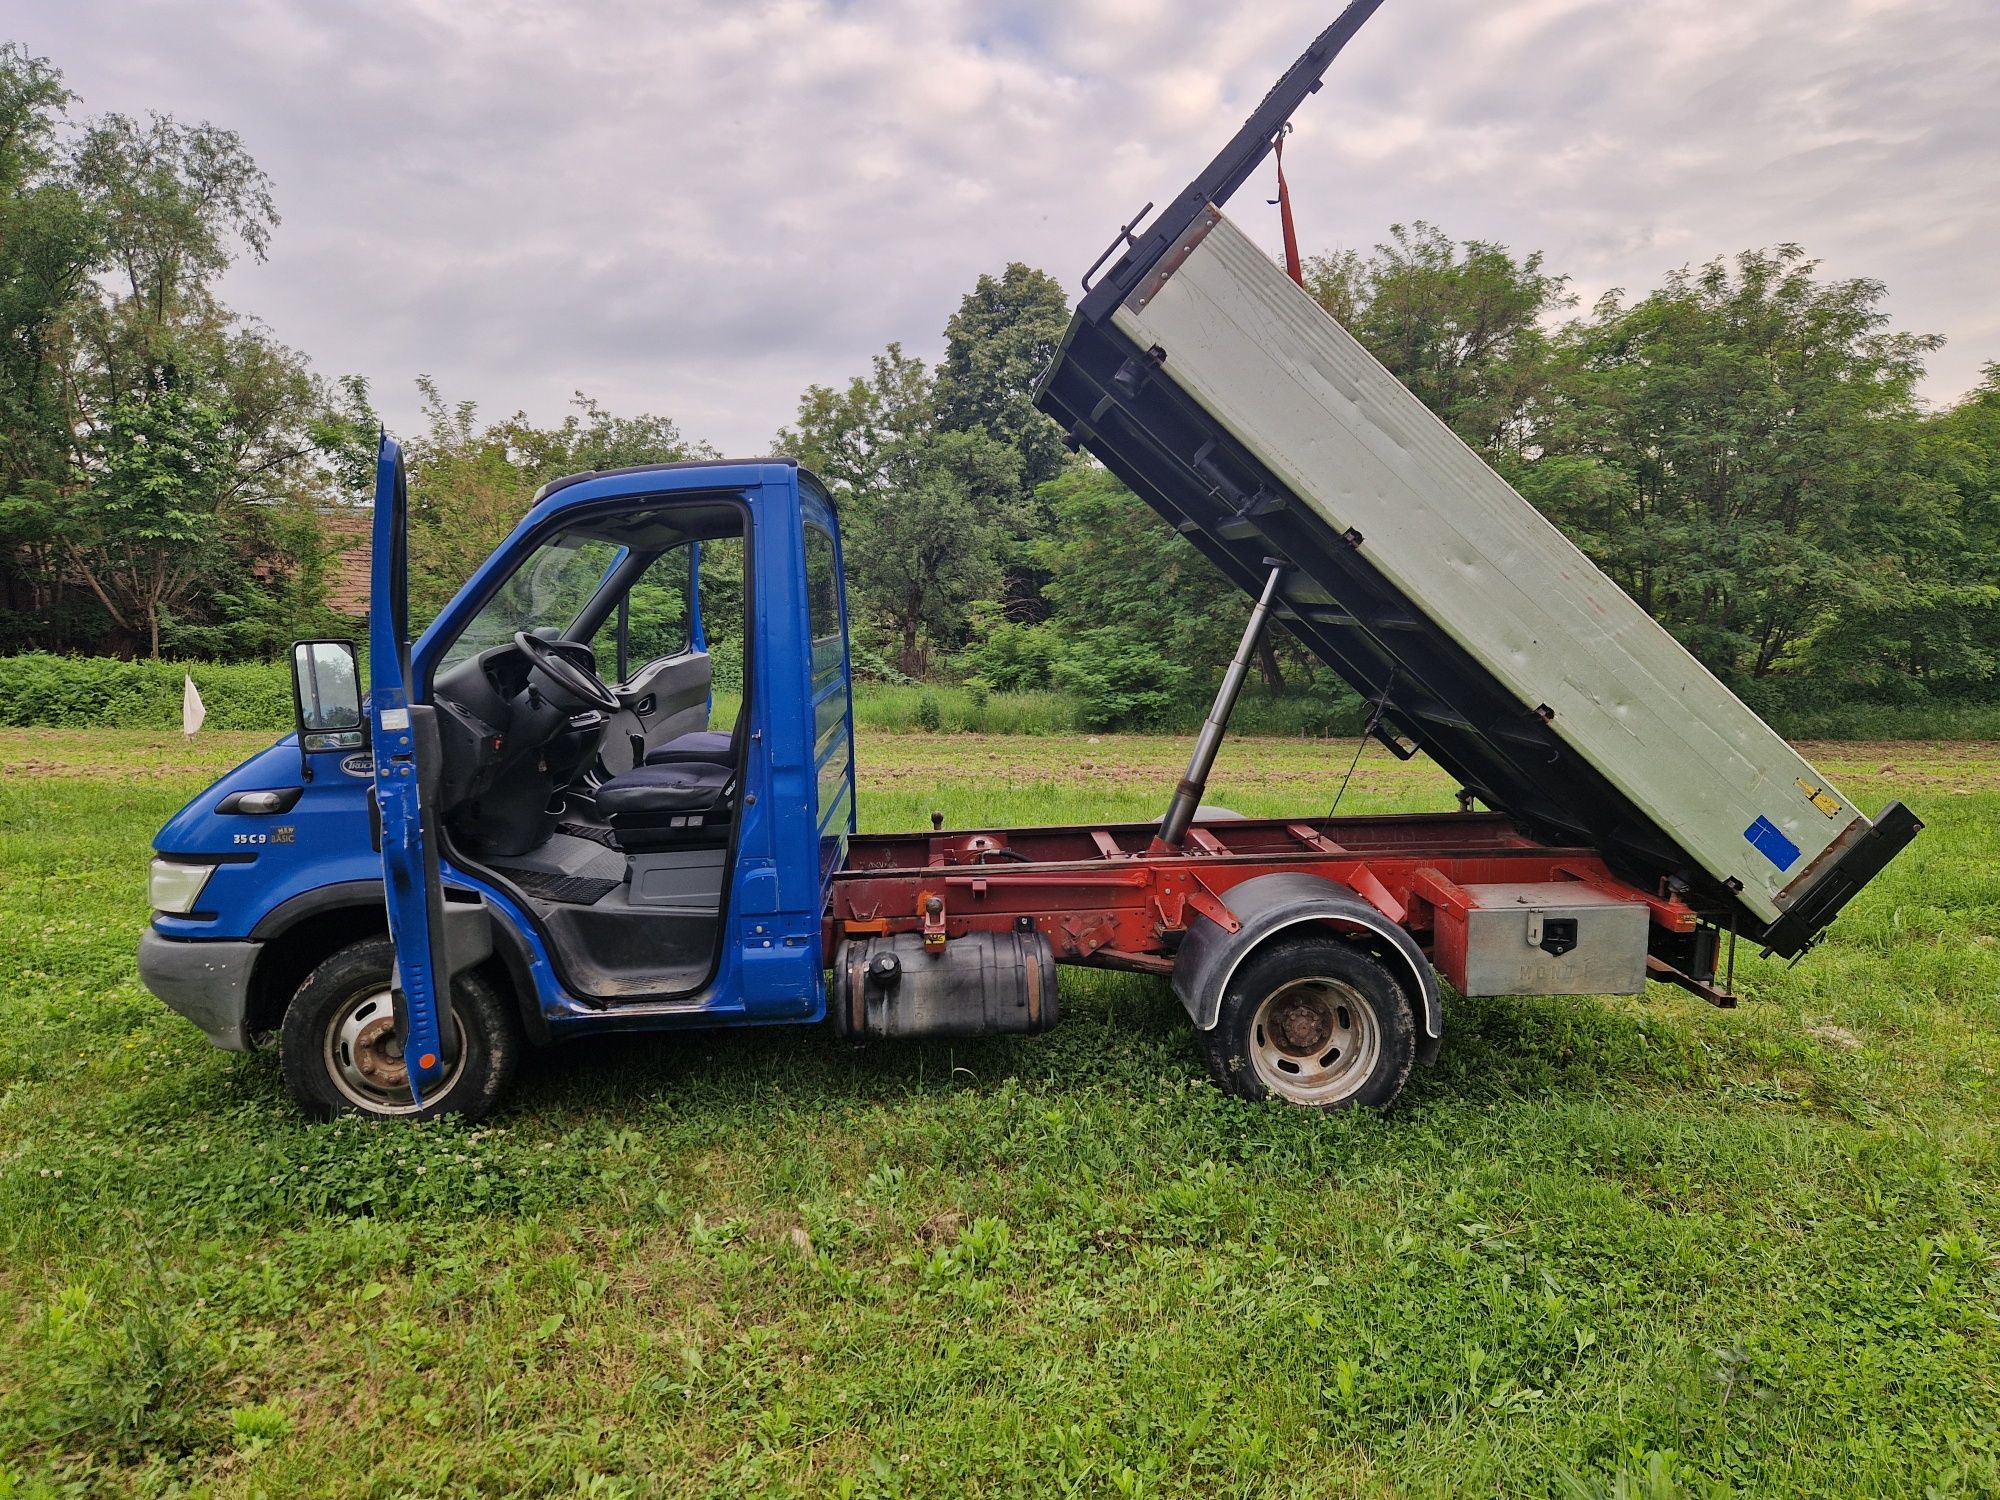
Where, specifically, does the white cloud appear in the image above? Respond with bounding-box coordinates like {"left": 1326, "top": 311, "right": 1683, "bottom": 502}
{"left": 12, "top": 0, "right": 1996, "bottom": 457}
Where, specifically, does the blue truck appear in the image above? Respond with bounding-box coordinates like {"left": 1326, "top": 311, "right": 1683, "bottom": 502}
{"left": 138, "top": 5, "right": 1916, "bottom": 1122}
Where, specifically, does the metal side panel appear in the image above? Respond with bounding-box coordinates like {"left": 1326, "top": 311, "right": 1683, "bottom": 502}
{"left": 1108, "top": 211, "right": 1869, "bottom": 926}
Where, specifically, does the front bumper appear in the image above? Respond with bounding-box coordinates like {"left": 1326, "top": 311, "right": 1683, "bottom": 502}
{"left": 137, "top": 929, "right": 265, "bottom": 1052}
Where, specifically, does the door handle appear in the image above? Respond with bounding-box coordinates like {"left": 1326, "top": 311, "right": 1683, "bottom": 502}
{"left": 633, "top": 694, "right": 656, "bottom": 718}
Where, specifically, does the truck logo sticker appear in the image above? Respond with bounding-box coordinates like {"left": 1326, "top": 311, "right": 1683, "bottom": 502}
{"left": 1744, "top": 816, "right": 1800, "bottom": 871}
{"left": 1795, "top": 777, "right": 1842, "bottom": 818}
{"left": 341, "top": 753, "right": 373, "bottom": 778}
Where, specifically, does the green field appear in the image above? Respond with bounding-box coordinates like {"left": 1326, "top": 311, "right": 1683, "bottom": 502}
{"left": 1, "top": 729, "right": 1995, "bottom": 1497}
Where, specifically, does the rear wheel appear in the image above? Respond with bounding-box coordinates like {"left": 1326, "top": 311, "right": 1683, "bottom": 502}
{"left": 1200, "top": 936, "right": 1414, "bottom": 1111}
{"left": 280, "top": 936, "right": 519, "bottom": 1122}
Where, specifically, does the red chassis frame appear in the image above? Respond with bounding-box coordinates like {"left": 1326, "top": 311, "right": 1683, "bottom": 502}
{"left": 827, "top": 810, "right": 1730, "bottom": 1003}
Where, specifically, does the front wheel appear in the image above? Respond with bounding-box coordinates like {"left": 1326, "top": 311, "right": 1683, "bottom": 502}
{"left": 280, "top": 936, "right": 520, "bottom": 1122}
{"left": 1199, "top": 936, "right": 1415, "bottom": 1112}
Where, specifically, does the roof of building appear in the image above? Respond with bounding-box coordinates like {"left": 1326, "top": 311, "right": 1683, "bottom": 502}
{"left": 320, "top": 509, "right": 372, "bottom": 617}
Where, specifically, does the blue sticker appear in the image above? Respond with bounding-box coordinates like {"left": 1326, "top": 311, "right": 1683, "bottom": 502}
{"left": 1744, "top": 815, "right": 1800, "bottom": 872}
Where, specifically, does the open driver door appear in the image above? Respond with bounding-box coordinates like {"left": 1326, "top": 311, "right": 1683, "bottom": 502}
{"left": 367, "top": 434, "right": 456, "bottom": 1103}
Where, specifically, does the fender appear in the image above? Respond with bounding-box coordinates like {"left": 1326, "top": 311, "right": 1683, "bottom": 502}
{"left": 247, "top": 879, "right": 544, "bottom": 1042}
{"left": 248, "top": 879, "right": 386, "bottom": 942}
{"left": 250, "top": 879, "right": 490, "bottom": 981}
{"left": 1172, "top": 871, "right": 1442, "bottom": 1063}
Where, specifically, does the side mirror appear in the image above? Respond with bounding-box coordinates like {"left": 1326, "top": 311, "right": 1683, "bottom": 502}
{"left": 291, "top": 639, "right": 367, "bottom": 756}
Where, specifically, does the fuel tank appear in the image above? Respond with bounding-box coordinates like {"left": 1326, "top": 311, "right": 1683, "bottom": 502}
{"left": 832, "top": 931, "right": 1058, "bottom": 1041}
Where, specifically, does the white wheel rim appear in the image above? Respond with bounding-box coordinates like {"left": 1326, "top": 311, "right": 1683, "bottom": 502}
{"left": 324, "top": 987, "right": 466, "bottom": 1115}
{"left": 1248, "top": 976, "right": 1381, "bottom": 1105}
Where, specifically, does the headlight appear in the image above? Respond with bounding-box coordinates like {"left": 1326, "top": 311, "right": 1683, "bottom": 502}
{"left": 149, "top": 859, "right": 215, "bottom": 915}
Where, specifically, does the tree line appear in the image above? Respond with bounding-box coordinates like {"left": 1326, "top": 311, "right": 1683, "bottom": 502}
{"left": 3, "top": 45, "right": 1996, "bottom": 729}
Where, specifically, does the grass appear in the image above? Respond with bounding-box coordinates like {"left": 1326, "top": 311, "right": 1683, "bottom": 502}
{"left": 0, "top": 727, "right": 1995, "bottom": 1497}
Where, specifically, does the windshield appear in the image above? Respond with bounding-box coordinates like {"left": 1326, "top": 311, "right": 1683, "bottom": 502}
{"left": 436, "top": 533, "right": 623, "bottom": 671}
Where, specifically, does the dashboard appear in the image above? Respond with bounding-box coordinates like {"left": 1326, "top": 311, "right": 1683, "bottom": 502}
{"left": 430, "top": 642, "right": 610, "bottom": 858}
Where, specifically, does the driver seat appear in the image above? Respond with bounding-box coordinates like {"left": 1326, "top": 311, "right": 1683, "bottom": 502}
{"left": 593, "top": 760, "right": 733, "bottom": 853}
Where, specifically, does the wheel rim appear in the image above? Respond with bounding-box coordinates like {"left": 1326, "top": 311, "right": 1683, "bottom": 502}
{"left": 323, "top": 987, "right": 466, "bottom": 1115}
{"left": 1248, "top": 976, "right": 1381, "bottom": 1105}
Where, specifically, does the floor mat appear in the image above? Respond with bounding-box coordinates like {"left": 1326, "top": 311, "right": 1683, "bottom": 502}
{"left": 555, "top": 821, "right": 621, "bottom": 850}
{"left": 488, "top": 865, "right": 622, "bottom": 905}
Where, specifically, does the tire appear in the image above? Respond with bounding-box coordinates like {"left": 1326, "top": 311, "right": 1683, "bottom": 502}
{"left": 280, "top": 936, "right": 520, "bottom": 1123}
{"left": 1199, "top": 936, "right": 1415, "bottom": 1112}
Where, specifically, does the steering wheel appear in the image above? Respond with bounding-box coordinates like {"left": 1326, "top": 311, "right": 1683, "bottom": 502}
{"left": 513, "top": 631, "right": 620, "bottom": 713}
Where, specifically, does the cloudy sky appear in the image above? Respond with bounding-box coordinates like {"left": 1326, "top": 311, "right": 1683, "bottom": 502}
{"left": 14, "top": 0, "right": 1997, "bottom": 454}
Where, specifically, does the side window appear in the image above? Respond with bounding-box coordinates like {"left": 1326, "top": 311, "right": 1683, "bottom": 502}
{"left": 804, "top": 524, "right": 839, "bottom": 645}
{"left": 590, "top": 545, "right": 691, "bottom": 680}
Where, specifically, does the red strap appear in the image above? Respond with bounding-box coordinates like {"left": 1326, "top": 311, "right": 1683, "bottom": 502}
{"left": 1274, "top": 127, "right": 1304, "bottom": 286}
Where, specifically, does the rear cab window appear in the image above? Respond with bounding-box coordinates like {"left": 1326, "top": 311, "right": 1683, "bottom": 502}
{"left": 805, "top": 520, "right": 852, "bottom": 869}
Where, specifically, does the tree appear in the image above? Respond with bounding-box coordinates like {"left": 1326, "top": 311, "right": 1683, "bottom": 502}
{"left": 1522, "top": 246, "right": 1942, "bottom": 682}
{"left": 778, "top": 343, "right": 1021, "bottom": 675}
{"left": 850, "top": 428, "right": 1020, "bottom": 678}
{"left": 0, "top": 67, "right": 374, "bottom": 659}
{"left": 1034, "top": 466, "right": 1241, "bottom": 675}
{"left": 781, "top": 343, "right": 934, "bottom": 501}
{"left": 935, "top": 263, "right": 1074, "bottom": 624}
{"left": 935, "top": 262, "right": 1071, "bottom": 492}
{"left": 71, "top": 111, "right": 276, "bottom": 348}
{"left": 59, "top": 120, "right": 348, "bottom": 657}
{"left": 1803, "top": 364, "right": 2000, "bottom": 694}
{"left": 0, "top": 46, "right": 98, "bottom": 640}
{"left": 1017, "top": 465, "right": 1348, "bottom": 725}
{"left": 0, "top": 55, "right": 349, "bottom": 659}
{"left": 64, "top": 385, "right": 231, "bottom": 659}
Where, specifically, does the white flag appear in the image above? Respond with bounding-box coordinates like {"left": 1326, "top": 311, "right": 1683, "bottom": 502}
{"left": 182, "top": 674, "right": 206, "bottom": 738}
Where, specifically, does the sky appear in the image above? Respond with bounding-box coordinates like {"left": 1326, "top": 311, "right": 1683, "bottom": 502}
{"left": 14, "top": 0, "right": 1998, "bottom": 456}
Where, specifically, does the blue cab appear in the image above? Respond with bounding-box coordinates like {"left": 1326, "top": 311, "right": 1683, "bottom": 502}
{"left": 141, "top": 442, "right": 857, "bottom": 1119}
